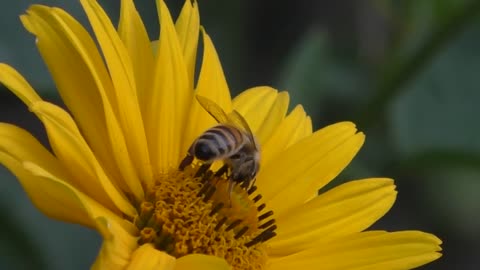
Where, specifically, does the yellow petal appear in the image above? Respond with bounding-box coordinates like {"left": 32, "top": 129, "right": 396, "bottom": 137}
{"left": 0, "top": 64, "right": 41, "bottom": 106}
{"left": 175, "top": 0, "right": 200, "bottom": 88}
{"left": 268, "top": 231, "right": 442, "bottom": 270}
{"left": 92, "top": 217, "right": 138, "bottom": 270}
{"left": 257, "top": 122, "right": 364, "bottom": 215}
{"left": 31, "top": 101, "right": 137, "bottom": 217}
{"left": 118, "top": 0, "right": 155, "bottom": 112}
{"left": 20, "top": 6, "right": 150, "bottom": 190}
{"left": 57, "top": 4, "right": 152, "bottom": 190}
{"left": 176, "top": 254, "right": 231, "bottom": 270}
{"left": 23, "top": 161, "right": 132, "bottom": 228}
{"left": 146, "top": 0, "right": 191, "bottom": 174}
{"left": 126, "top": 244, "right": 176, "bottom": 270}
{"left": 261, "top": 105, "right": 311, "bottom": 165}
{"left": 270, "top": 178, "right": 397, "bottom": 255}
{"left": 182, "top": 29, "right": 232, "bottom": 153}
{"left": 233, "top": 87, "right": 289, "bottom": 145}
{"left": 0, "top": 138, "right": 124, "bottom": 230}
{"left": 0, "top": 124, "right": 89, "bottom": 226}
{"left": 0, "top": 153, "right": 86, "bottom": 226}
{"left": 80, "top": 0, "right": 153, "bottom": 186}
{"left": 0, "top": 123, "right": 68, "bottom": 179}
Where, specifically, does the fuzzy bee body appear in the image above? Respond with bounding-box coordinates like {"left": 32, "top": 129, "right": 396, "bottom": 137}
{"left": 180, "top": 96, "right": 260, "bottom": 189}
{"left": 191, "top": 125, "right": 247, "bottom": 161}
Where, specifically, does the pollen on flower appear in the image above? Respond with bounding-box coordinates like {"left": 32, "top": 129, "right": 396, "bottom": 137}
{"left": 129, "top": 163, "right": 277, "bottom": 270}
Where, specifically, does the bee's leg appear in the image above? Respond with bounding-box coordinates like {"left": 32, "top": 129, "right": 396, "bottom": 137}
{"left": 179, "top": 144, "right": 196, "bottom": 170}
{"left": 200, "top": 169, "right": 215, "bottom": 184}
{"left": 214, "top": 164, "right": 229, "bottom": 178}
{"left": 194, "top": 162, "right": 212, "bottom": 178}
{"left": 179, "top": 154, "right": 194, "bottom": 170}
{"left": 240, "top": 180, "right": 250, "bottom": 189}
{"left": 249, "top": 178, "right": 257, "bottom": 190}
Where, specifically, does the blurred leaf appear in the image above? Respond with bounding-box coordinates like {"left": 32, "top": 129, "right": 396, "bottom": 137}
{"left": 432, "top": 0, "right": 471, "bottom": 24}
{"left": 397, "top": 149, "right": 480, "bottom": 172}
{"left": 422, "top": 168, "right": 480, "bottom": 240}
{"left": 277, "top": 28, "right": 329, "bottom": 110}
{"left": 390, "top": 19, "right": 480, "bottom": 158}
{"left": 277, "top": 29, "right": 366, "bottom": 123}
{"left": 359, "top": 0, "right": 480, "bottom": 127}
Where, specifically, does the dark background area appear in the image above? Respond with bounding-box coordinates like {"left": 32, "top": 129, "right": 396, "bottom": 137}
{"left": 1, "top": 0, "right": 479, "bottom": 269}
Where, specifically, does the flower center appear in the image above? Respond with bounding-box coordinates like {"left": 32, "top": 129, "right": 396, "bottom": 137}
{"left": 131, "top": 163, "right": 276, "bottom": 270}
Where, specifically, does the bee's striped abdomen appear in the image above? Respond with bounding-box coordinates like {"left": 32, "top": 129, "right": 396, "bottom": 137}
{"left": 193, "top": 125, "right": 245, "bottom": 161}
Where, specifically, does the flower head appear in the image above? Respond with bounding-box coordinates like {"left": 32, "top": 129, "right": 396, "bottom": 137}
{"left": 0, "top": 0, "right": 442, "bottom": 269}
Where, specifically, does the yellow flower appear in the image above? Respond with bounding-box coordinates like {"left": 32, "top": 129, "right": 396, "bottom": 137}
{"left": 0, "top": 0, "right": 442, "bottom": 269}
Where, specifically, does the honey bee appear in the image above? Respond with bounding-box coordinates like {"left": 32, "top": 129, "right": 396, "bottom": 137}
{"left": 179, "top": 95, "right": 260, "bottom": 190}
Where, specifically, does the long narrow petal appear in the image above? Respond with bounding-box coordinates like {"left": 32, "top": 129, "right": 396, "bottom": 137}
{"left": 146, "top": 0, "right": 191, "bottom": 173}
{"left": 31, "top": 101, "right": 137, "bottom": 217}
{"left": 233, "top": 87, "right": 289, "bottom": 145}
{"left": 80, "top": 0, "right": 153, "bottom": 185}
{"left": 270, "top": 132, "right": 365, "bottom": 215}
{"left": 261, "top": 105, "right": 311, "bottom": 165}
{"left": 0, "top": 123, "right": 69, "bottom": 182}
{"left": 257, "top": 122, "right": 364, "bottom": 215}
{"left": 270, "top": 178, "right": 397, "bottom": 255}
{"left": 175, "top": 0, "right": 200, "bottom": 89}
{"left": 22, "top": 161, "right": 132, "bottom": 229}
{"left": 92, "top": 217, "right": 139, "bottom": 270}
{"left": 0, "top": 139, "right": 124, "bottom": 230}
{"left": 118, "top": 0, "right": 155, "bottom": 114}
{"left": 28, "top": 162, "right": 139, "bottom": 270}
{"left": 268, "top": 231, "right": 442, "bottom": 270}
{"left": 20, "top": 6, "right": 150, "bottom": 191}
{"left": 182, "top": 29, "right": 232, "bottom": 153}
{"left": 0, "top": 64, "right": 41, "bottom": 106}
{"left": 176, "top": 254, "right": 231, "bottom": 270}
{"left": 0, "top": 124, "right": 90, "bottom": 225}
{"left": 126, "top": 245, "right": 176, "bottom": 270}
{"left": 55, "top": 5, "right": 152, "bottom": 190}
{"left": 0, "top": 151, "right": 89, "bottom": 226}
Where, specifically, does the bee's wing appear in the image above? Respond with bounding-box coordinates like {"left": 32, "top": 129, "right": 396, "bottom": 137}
{"left": 196, "top": 95, "right": 257, "bottom": 150}
{"left": 196, "top": 95, "right": 229, "bottom": 123}
{"left": 228, "top": 110, "right": 258, "bottom": 151}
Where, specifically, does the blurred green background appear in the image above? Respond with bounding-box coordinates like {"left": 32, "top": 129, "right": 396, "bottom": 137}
{"left": 1, "top": 0, "right": 479, "bottom": 269}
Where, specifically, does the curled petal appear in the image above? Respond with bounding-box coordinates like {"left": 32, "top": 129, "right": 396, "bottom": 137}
{"left": 125, "top": 244, "right": 176, "bottom": 270}
{"left": 92, "top": 217, "right": 139, "bottom": 270}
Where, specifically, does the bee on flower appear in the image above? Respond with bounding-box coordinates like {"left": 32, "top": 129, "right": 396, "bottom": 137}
{"left": 0, "top": 0, "right": 441, "bottom": 269}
